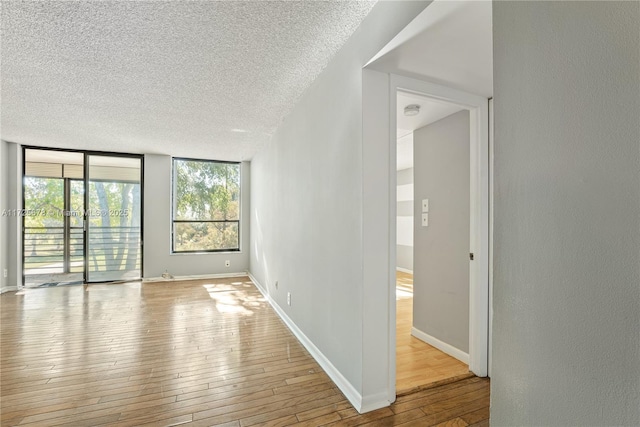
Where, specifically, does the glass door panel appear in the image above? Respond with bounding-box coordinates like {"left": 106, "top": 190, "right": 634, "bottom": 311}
{"left": 86, "top": 155, "right": 142, "bottom": 282}
{"left": 23, "top": 148, "right": 85, "bottom": 288}
{"left": 23, "top": 177, "right": 65, "bottom": 277}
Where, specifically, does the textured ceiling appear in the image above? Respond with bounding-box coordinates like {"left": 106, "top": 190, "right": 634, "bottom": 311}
{"left": 1, "top": 1, "right": 376, "bottom": 161}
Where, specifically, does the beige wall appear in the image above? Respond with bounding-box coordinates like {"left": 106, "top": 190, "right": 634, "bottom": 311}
{"left": 412, "top": 110, "right": 470, "bottom": 353}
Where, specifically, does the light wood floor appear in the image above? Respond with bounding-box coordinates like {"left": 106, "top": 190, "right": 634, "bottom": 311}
{"left": 1, "top": 277, "right": 488, "bottom": 426}
{"left": 395, "top": 271, "right": 414, "bottom": 293}
{"left": 396, "top": 272, "right": 472, "bottom": 394}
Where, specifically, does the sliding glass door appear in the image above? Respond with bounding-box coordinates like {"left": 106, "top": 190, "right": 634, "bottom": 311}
{"left": 23, "top": 149, "right": 85, "bottom": 287}
{"left": 85, "top": 154, "right": 142, "bottom": 283}
{"left": 22, "top": 148, "right": 143, "bottom": 287}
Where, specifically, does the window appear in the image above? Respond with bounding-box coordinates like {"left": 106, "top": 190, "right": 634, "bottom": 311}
{"left": 172, "top": 159, "right": 240, "bottom": 252}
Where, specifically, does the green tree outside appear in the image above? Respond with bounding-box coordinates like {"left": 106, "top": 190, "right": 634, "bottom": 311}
{"left": 174, "top": 160, "right": 240, "bottom": 252}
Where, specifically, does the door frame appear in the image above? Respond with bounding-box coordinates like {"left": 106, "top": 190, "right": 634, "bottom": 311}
{"left": 387, "top": 74, "right": 491, "bottom": 396}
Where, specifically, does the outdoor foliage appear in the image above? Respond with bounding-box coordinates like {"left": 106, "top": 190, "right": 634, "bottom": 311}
{"left": 24, "top": 177, "right": 65, "bottom": 228}
{"left": 173, "top": 159, "right": 240, "bottom": 251}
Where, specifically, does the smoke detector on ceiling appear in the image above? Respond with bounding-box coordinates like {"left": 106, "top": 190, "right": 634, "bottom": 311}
{"left": 404, "top": 104, "right": 421, "bottom": 117}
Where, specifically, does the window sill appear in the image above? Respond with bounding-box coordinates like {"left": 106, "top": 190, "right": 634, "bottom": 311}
{"left": 170, "top": 250, "right": 243, "bottom": 256}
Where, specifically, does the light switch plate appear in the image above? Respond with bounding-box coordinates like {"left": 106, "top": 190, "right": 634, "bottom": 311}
{"left": 422, "top": 213, "right": 429, "bottom": 227}
{"left": 422, "top": 199, "right": 429, "bottom": 213}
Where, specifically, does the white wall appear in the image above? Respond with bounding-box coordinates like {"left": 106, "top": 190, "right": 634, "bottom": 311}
{"left": 0, "top": 140, "right": 7, "bottom": 292}
{"left": 492, "top": 1, "right": 640, "bottom": 425}
{"left": 250, "top": 1, "right": 430, "bottom": 411}
{"left": 144, "top": 154, "right": 250, "bottom": 278}
{"left": 396, "top": 164, "right": 414, "bottom": 272}
{"left": 412, "top": 110, "right": 470, "bottom": 354}
{"left": 1, "top": 141, "right": 22, "bottom": 291}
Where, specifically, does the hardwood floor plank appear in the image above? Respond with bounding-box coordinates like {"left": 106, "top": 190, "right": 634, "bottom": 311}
{"left": 241, "top": 414, "right": 298, "bottom": 427}
{"left": 294, "top": 402, "right": 343, "bottom": 422}
{"left": 210, "top": 422, "right": 240, "bottom": 427}
{"left": 337, "top": 407, "right": 360, "bottom": 420}
{"left": 0, "top": 398, "right": 101, "bottom": 423}
{"left": 392, "top": 379, "right": 487, "bottom": 414}
{"left": 434, "top": 417, "right": 469, "bottom": 427}
{"left": 356, "top": 408, "right": 427, "bottom": 426}
{"left": 321, "top": 407, "right": 395, "bottom": 427}
{"left": 395, "top": 272, "right": 470, "bottom": 393}
{"left": 460, "top": 406, "right": 490, "bottom": 425}
{"left": 288, "top": 411, "right": 342, "bottom": 426}
{"left": 420, "top": 387, "right": 490, "bottom": 417}
{"left": 394, "top": 378, "right": 482, "bottom": 407}
{"left": 17, "top": 395, "right": 177, "bottom": 425}
{"left": 189, "top": 392, "right": 344, "bottom": 427}
{"left": 1, "top": 277, "right": 489, "bottom": 427}
{"left": 192, "top": 388, "right": 339, "bottom": 424}
{"left": 148, "top": 413, "right": 194, "bottom": 427}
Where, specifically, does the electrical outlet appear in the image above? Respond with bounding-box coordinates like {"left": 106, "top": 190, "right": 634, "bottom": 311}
{"left": 3, "top": 269, "right": 7, "bottom": 278}
{"left": 287, "top": 292, "right": 291, "bottom": 306}
{"left": 225, "top": 260, "right": 230, "bottom": 268}
{"left": 275, "top": 281, "right": 278, "bottom": 290}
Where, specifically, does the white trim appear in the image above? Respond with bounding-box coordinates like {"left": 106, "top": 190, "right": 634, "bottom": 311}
{"left": 1, "top": 286, "right": 18, "bottom": 294}
{"left": 16, "top": 147, "right": 24, "bottom": 290}
{"left": 488, "top": 98, "right": 494, "bottom": 377}
{"left": 388, "top": 74, "right": 490, "bottom": 379}
{"left": 395, "top": 267, "right": 413, "bottom": 274}
{"left": 169, "top": 251, "right": 245, "bottom": 256}
{"left": 143, "top": 272, "right": 248, "bottom": 282}
{"left": 411, "top": 327, "right": 469, "bottom": 365}
{"left": 387, "top": 87, "right": 398, "bottom": 405}
{"left": 360, "top": 391, "right": 393, "bottom": 414}
{"left": 247, "top": 272, "right": 367, "bottom": 413}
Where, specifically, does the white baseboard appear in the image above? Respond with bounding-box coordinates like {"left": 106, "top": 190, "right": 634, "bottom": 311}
{"left": 1, "top": 286, "right": 18, "bottom": 294}
{"left": 248, "top": 272, "right": 370, "bottom": 414}
{"left": 411, "top": 327, "right": 469, "bottom": 365}
{"left": 360, "top": 391, "right": 393, "bottom": 413}
{"left": 396, "top": 267, "right": 413, "bottom": 274}
{"left": 143, "top": 272, "right": 249, "bottom": 282}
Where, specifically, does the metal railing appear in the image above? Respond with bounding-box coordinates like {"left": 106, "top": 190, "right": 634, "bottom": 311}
{"left": 87, "top": 226, "right": 141, "bottom": 273}
{"left": 24, "top": 227, "right": 84, "bottom": 274}
{"left": 24, "top": 226, "right": 141, "bottom": 276}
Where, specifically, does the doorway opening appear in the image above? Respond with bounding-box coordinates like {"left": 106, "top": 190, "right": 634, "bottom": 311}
{"left": 388, "top": 75, "right": 490, "bottom": 400}
{"left": 22, "top": 147, "right": 143, "bottom": 288}
{"left": 395, "top": 90, "right": 475, "bottom": 393}
{"left": 360, "top": 0, "right": 492, "bottom": 407}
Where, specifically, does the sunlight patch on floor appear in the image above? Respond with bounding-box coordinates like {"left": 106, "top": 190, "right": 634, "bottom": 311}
{"left": 202, "top": 283, "right": 266, "bottom": 316}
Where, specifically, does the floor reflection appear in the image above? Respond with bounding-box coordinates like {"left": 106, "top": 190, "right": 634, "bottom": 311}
{"left": 202, "top": 283, "right": 266, "bottom": 316}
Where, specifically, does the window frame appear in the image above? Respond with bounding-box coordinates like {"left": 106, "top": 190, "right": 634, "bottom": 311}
{"left": 171, "top": 157, "right": 241, "bottom": 254}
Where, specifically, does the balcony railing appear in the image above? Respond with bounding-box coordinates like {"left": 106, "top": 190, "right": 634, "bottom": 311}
{"left": 87, "top": 226, "right": 141, "bottom": 274}
{"left": 24, "top": 226, "right": 140, "bottom": 276}
{"left": 24, "top": 227, "right": 84, "bottom": 275}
